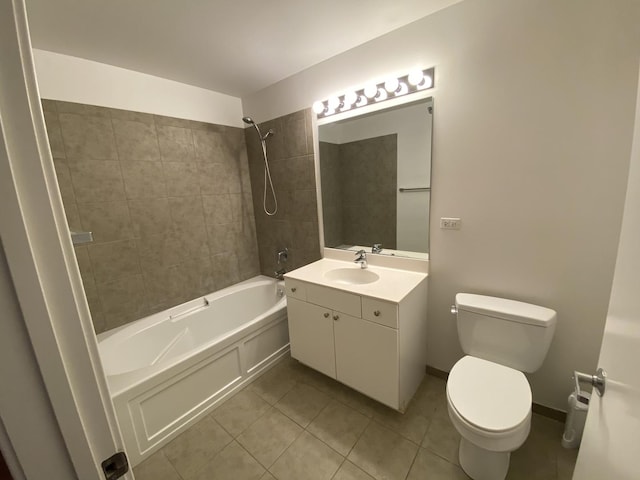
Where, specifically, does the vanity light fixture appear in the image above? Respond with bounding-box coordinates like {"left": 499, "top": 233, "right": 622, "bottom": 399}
{"left": 313, "top": 67, "right": 434, "bottom": 118}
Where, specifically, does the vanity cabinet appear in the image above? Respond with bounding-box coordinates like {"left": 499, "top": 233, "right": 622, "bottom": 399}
{"left": 284, "top": 275, "right": 427, "bottom": 412}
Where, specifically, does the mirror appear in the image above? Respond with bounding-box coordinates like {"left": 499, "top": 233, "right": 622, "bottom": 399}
{"left": 317, "top": 97, "right": 433, "bottom": 259}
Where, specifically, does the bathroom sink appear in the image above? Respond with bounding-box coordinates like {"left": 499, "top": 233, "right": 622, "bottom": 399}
{"left": 324, "top": 268, "right": 380, "bottom": 285}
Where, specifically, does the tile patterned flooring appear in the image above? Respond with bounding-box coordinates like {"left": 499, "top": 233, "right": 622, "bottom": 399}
{"left": 133, "top": 355, "right": 578, "bottom": 480}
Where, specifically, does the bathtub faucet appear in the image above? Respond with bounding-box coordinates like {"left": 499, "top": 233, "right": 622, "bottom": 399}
{"left": 277, "top": 248, "right": 289, "bottom": 265}
{"left": 275, "top": 268, "right": 286, "bottom": 280}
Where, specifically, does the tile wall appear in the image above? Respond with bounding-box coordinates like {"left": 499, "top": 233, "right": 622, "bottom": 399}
{"left": 245, "top": 109, "right": 321, "bottom": 276}
{"left": 318, "top": 142, "right": 343, "bottom": 248}
{"left": 42, "top": 100, "right": 259, "bottom": 333}
{"left": 319, "top": 134, "right": 397, "bottom": 249}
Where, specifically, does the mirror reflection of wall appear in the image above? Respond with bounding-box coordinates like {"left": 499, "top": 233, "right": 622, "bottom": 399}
{"left": 318, "top": 98, "right": 433, "bottom": 257}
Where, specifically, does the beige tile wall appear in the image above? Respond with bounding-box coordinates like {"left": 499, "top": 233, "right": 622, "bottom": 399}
{"left": 42, "top": 100, "right": 260, "bottom": 334}
{"left": 245, "top": 109, "right": 321, "bottom": 276}
{"left": 340, "top": 134, "right": 397, "bottom": 249}
{"left": 318, "top": 141, "right": 343, "bottom": 248}
{"left": 319, "top": 135, "right": 398, "bottom": 249}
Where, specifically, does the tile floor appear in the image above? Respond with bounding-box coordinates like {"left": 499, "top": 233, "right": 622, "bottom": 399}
{"left": 133, "top": 355, "right": 578, "bottom": 480}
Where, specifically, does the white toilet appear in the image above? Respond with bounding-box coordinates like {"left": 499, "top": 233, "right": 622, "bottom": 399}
{"left": 447, "top": 293, "right": 557, "bottom": 480}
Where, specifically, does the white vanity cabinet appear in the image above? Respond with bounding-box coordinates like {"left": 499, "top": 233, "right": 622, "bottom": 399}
{"left": 284, "top": 272, "right": 428, "bottom": 412}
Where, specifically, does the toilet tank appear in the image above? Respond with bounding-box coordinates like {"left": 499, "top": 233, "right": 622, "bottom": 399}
{"left": 455, "top": 293, "right": 557, "bottom": 373}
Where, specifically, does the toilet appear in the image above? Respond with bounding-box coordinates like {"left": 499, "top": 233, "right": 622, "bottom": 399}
{"left": 447, "top": 293, "right": 557, "bottom": 480}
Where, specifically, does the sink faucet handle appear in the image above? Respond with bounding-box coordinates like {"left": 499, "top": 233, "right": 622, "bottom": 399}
{"left": 354, "top": 250, "right": 368, "bottom": 268}
{"left": 372, "top": 243, "right": 383, "bottom": 254}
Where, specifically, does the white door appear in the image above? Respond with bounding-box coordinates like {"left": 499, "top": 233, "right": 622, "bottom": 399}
{"left": 572, "top": 67, "right": 640, "bottom": 479}
{"left": 0, "top": 2, "right": 132, "bottom": 478}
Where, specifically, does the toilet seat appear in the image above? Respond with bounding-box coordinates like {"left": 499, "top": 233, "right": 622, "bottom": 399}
{"left": 447, "top": 356, "right": 531, "bottom": 432}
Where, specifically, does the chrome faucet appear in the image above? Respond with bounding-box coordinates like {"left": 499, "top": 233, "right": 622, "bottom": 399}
{"left": 372, "top": 243, "right": 383, "bottom": 254}
{"left": 275, "top": 248, "right": 288, "bottom": 280}
{"left": 354, "top": 250, "right": 368, "bottom": 269}
{"left": 277, "top": 248, "right": 289, "bottom": 265}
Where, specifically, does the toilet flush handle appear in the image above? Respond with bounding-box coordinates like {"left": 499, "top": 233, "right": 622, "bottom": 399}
{"left": 450, "top": 305, "right": 458, "bottom": 315}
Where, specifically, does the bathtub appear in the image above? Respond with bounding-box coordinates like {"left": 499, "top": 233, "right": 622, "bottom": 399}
{"left": 97, "top": 275, "right": 289, "bottom": 467}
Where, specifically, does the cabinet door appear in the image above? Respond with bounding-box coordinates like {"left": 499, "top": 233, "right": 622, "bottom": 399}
{"left": 287, "top": 297, "right": 336, "bottom": 378}
{"left": 334, "top": 314, "right": 399, "bottom": 409}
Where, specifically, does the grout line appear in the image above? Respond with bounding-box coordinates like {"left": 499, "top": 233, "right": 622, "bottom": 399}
{"left": 158, "top": 449, "right": 186, "bottom": 480}
{"left": 328, "top": 458, "right": 348, "bottom": 480}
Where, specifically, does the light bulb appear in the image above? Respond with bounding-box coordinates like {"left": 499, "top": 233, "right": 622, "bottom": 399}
{"left": 327, "top": 96, "right": 341, "bottom": 111}
{"left": 395, "top": 82, "right": 409, "bottom": 96}
{"left": 375, "top": 89, "right": 388, "bottom": 102}
{"left": 312, "top": 101, "right": 325, "bottom": 114}
{"left": 364, "top": 84, "right": 378, "bottom": 99}
{"left": 408, "top": 70, "right": 424, "bottom": 86}
{"left": 355, "top": 95, "right": 368, "bottom": 107}
{"left": 384, "top": 77, "right": 399, "bottom": 93}
{"left": 419, "top": 74, "right": 433, "bottom": 89}
{"left": 343, "top": 91, "right": 358, "bottom": 107}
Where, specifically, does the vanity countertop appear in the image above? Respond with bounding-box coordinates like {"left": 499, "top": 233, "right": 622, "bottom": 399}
{"left": 284, "top": 257, "right": 428, "bottom": 303}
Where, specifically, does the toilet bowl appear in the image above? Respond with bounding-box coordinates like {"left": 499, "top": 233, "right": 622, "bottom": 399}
{"left": 449, "top": 294, "right": 556, "bottom": 480}
{"left": 447, "top": 356, "right": 532, "bottom": 480}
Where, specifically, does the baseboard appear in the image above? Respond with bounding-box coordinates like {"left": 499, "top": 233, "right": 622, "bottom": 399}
{"left": 425, "top": 365, "right": 449, "bottom": 380}
{"left": 425, "top": 365, "right": 567, "bottom": 423}
{"left": 531, "top": 403, "right": 566, "bottom": 422}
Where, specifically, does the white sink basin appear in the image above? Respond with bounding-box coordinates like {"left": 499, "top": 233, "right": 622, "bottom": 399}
{"left": 324, "top": 268, "right": 380, "bottom": 285}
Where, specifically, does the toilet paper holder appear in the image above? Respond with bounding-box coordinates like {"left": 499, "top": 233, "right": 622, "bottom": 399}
{"left": 573, "top": 368, "right": 607, "bottom": 397}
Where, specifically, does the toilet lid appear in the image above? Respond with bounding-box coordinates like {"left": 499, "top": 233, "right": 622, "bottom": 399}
{"left": 447, "top": 356, "right": 532, "bottom": 432}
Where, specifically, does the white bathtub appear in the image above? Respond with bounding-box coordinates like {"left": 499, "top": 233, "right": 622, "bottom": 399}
{"left": 98, "top": 275, "right": 289, "bottom": 467}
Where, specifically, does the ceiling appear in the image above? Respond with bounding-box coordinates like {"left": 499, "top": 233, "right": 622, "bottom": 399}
{"left": 26, "top": 0, "right": 461, "bottom": 98}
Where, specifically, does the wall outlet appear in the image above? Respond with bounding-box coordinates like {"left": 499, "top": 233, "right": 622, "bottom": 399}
{"left": 440, "top": 217, "right": 461, "bottom": 229}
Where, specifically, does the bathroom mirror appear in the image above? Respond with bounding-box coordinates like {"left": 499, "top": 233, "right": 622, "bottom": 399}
{"left": 317, "top": 97, "right": 433, "bottom": 258}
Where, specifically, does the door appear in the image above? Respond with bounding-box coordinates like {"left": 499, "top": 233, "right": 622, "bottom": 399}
{"left": 0, "top": 2, "right": 131, "bottom": 478}
{"left": 334, "top": 314, "right": 399, "bottom": 409}
{"left": 287, "top": 298, "right": 336, "bottom": 377}
{"left": 573, "top": 67, "right": 640, "bottom": 479}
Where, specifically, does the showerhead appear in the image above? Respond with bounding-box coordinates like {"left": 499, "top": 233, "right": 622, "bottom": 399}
{"left": 242, "top": 115, "right": 274, "bottom": 141}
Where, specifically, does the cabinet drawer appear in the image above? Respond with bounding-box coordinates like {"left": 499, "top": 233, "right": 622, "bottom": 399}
{"left": 284, "top": 279, "right": 307, "bottom": 301}
{"left": 306, "top": 283, "right": 361, "bottom": 317}
{"left": 362, "top": 297, "right": 398, "bottom": 328}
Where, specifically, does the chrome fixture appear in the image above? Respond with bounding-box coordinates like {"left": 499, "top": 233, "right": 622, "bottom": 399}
{"left": 372, "top": 244, "right": 383, "bottom": 254}
{"left": 354, "top": 250, "right": 367, "bottom": 269}
{"left": 574, "top": 368, "right": 607, "bottom": 397}
{"left": 399, "top": 187, "right": 431, "bottom": 193}
{"left": 243, "top": 116, "right": 277, "bottom": 216}
{"left": 277, "top": 247, "right": 289, "bottom": 265}
{"left": 275, "top": 248, "right": 288, "bottom": 280}
{"left": 312, "top": 67, "right": 435, "bottom": 119}
{"left": 70, "top": 230, "right": 93, "bottom": 245}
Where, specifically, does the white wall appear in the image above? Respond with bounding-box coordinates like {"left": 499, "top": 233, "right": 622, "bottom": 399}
{"left": 243, "top": 0, "right": 640, "bottom": 409}
{"left": 33, "top": 49, "right": 244, "bottom": 127}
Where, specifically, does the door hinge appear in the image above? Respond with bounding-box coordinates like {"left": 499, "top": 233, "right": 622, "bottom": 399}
{"left": 101, "top": 452, "right": 129, "bottom": 480}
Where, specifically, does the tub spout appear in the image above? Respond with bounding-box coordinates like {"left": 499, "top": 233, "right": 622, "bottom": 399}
{"left": 275, "top": 268, "right": 286, "bottom": 280}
